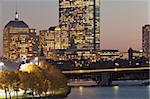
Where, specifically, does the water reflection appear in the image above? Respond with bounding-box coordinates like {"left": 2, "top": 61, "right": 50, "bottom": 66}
{"left": 113, "top": 86, "right": 119, "bottom": 94}
{"left": 67, "top": 86, "right": 149, "bottom": 99}
{"left": 79, "top": 86, "right": 84, "bottom": 95}
{"left": 148, "top": 85, "right": 150, "bottom": 93}
{"left": 112, "top": 86, "right": 120, "bottom": 99}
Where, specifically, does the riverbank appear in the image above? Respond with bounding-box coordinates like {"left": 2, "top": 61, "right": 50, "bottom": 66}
{"left": 68, "top": 79, "right": 150, "bottom": 87}
{"left": 0, "top": 87, "right": 71, "bottom": 99}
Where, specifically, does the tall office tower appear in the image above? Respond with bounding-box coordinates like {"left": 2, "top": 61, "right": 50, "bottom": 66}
{"left": 59, "top": 0, "right": 100, "bottom": 50}
{"left": 39, "top": 26, "right": 69, "bottom": 59}
{"left": 3, "top": 12, "right": 39, "bottom": 61}
{"left": 142, "top": 25, "right": 150, "bottom": 60}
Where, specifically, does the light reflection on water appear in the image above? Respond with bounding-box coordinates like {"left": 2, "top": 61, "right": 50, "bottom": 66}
{"left": 65, "top": 86, "right": 150, "bottom": 99}
{"left": 79, "top": 86, "right": 84, "bottom": 95}
{"left": 113, "top": 86, "right": 119, "bottom": 95}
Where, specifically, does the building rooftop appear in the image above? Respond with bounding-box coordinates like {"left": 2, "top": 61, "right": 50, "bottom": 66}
{"left": 101, "top": 49, "right": 119, "bottom": 52}
{"left": 49, "top": 26, "right": 57, "bottom": 31}
{"left": 5, "top": 11, "right": 29, "bottom": 28}
{"left": 5, "top": 20, "right": 29, "bottom": 28}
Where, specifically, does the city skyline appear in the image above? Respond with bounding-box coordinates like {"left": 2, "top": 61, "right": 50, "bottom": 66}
{"left": 0, "top": 0, "right": 149, "bottom": 56}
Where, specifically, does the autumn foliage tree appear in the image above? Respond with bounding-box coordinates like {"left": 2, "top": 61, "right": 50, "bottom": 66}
{"left": 0, "top": 60, "right": 69, "bottom": 98}
{"left": 0, "top": 71, "right": 19, "bottom": 98}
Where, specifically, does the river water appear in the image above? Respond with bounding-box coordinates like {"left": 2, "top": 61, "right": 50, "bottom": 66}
{"left": 65, "top": 86, "right": 150, "bottom": 99}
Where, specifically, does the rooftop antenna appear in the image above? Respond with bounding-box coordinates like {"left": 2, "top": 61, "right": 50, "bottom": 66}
{"left": 15, "top": 0, "right": 19, "bottom": 20}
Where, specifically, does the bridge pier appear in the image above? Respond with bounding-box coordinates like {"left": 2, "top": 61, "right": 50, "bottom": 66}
{"left": 96, "top": 72, "right": 112, "bottom": 86}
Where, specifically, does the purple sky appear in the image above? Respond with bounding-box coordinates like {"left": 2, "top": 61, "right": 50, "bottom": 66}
{"left": 0, "top": 0, "right": 149, "bottom": 56}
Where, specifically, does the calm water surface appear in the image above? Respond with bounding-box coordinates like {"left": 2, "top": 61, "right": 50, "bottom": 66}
{"left": 65, "top": 86, "right": 150, "bottom": 99}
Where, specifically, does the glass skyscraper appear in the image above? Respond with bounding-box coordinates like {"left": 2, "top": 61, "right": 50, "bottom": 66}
{"left": 59, "top": 0, "right": 100, "bottom": 50}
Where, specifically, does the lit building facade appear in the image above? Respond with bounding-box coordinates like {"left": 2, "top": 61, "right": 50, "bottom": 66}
{"left": 142, "top": 25, "right": 150, "bottom": 60}
{"left": 98, "top": 50, "right": 120, "bottom": 61}
{"left": 59, "top": 0, "right": 100, "bottom": 50}
{"left": 39, "top": 26, "right": 69, "bottom": 59}
{"left": 3, "top": 12, "right": 39, "bottom": 61}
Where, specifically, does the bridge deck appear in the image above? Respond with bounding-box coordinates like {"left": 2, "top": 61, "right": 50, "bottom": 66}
{"left": 62, "top": 67, "right": 150, "bottom": 74}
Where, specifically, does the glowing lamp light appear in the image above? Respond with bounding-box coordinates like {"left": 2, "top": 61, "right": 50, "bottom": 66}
{"left": 30, "top": 57, "right": 39, "bottom": 65}
{"left": 35, "top": 57, "right": 38, "bottom": 61}
{"left": 34, "top": 57, "right": 39, "bottom": 65}
{"left": 30, "top": 61, "right": 33, "bottom": 64}
{"left": 139, "top": 50, "right": 143, "bottom": 52}
{"left": 0, "top": 62, "right": 4, "bottom": 70}
{"left": 136, "top": 63, "right": 139, "bottom": 65}
{"left": 79, "top": 70, "right": 83, "bottom": 73}
{"left": 20, "top": 64, "right": 32, "bottom": 73}
{"left": 114, "top": 68, "right": 118, "bottom": 72}
{"left": 20, "top": 64, "right": 27, "bottom": 71}
{"left": 0, "top": 62, "right": 4, "bottom": 66}
{"left": 115, "top": 63, "right": 119, "bottom": 66}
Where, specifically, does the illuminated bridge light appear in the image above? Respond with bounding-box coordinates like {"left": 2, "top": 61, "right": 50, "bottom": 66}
{"left": 114, "top": 68, "right": 118, "bottom": 72}
{"left": 62, "top": 67, "right": 150, "bottom": 74}
{"left": 79, "top": 70, "right": 83, "bottom": 73}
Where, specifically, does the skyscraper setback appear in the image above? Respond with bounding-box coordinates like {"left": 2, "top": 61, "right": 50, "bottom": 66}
{"left": 59, "top": 0, "right": 100, "bottom": 50}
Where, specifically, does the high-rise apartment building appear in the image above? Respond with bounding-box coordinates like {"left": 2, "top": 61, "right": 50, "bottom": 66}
{"left": 59, "top": 0, "right": 100, "bottom": 50}
{"left": 3, "top": 12, "right": 39, "bottom": 61}
{"left": 142, "top": 25, "right": 150, "bottom": 60}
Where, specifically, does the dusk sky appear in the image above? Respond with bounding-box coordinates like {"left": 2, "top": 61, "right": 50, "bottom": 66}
{"left": 0, "top": 0, "right": 149, "bottom": 56}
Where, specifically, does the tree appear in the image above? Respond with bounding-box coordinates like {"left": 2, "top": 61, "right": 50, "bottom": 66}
{"left": 19, "top": 64, "right": 49, "bottom": 96}
{"left": 0, "top": 70, "right": 19, "bottom": 99}
{"left": 0, "top": 71, "right": 8, "bottom": 99}
{"left": 0, "top": 60, "right": 69, "bottom": 98}
{"left": 38, "top": 59, "right": 68, "bottom": 94}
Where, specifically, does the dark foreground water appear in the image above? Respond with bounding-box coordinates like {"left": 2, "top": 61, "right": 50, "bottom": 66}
{"left": 65, "top": 86, "right": 150, "bottom": 99}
